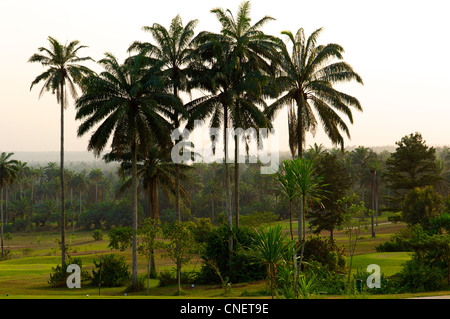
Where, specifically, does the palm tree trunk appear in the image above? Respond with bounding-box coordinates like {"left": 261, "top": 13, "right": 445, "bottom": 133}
{"left": 1, "top": 185, "right": 4, "bottom": 259}
{"left": 60, "top": 81, "right": 66, "bottom": 267}
{"left": 289, "top": 200, "right": 293, "bottom": 240}
{"left": 296, "top": 97, "right": 304, "bottom": 159}
{"left": 131, "top": 141, "right": 138, "bottom": 286}
{"left": 151, "top": 178, "right": 159, "bottom": 220}
{"left": 176, "top": 165, "right": 180, "bottom": 222}
{"left": 234, "top": 135, "right": 239, "bottom": 228}
{"left": 224, "top": 104, "right": 233, "bottom": 266}
{"left": 211, "top": 195, "right": 215, "bottom": 223}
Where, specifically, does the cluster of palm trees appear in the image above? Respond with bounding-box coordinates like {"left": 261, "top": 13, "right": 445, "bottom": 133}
{"left": 0, "top": 158, "right": 112, "bottom": 232}
{"left": 27, "top": 1, "right": 363, "bottom": 286}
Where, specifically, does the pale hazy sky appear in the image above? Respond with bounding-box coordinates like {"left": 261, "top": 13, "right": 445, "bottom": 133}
{"left": 0, "top": 0, "right": 449, "bottom": 154}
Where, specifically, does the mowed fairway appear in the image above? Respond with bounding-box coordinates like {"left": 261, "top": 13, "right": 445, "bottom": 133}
{"left": 0, "top": 220, "right": 413, "bottom": 298}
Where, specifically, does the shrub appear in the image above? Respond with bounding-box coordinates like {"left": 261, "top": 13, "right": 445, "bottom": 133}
{"left": 48, "top": 257, "right": 90, "bottom": 288}
{"left": 393, "top": 260, "right": 446, "bottom": 293}
{"left": 401, "top": 186, "right": 444, "bottom": 230}
{"left": 302, "top": 260, "right": 346, "bottom": 295}
{"left": 157, "top": 270, "right": 198, "bottom": 287}
{"left": 187, "top": 218, "right": 213, "bottom": 244}
{"left": 302, "top": 235, "right": 347, "bottom": 272}
{"left": 93, "top": 229, "right": 103, "bottom": 241}
{"left": 91, "top": 254, "right": 130, "bottom": 287}
{"left": 197, "top": 225, "right": 266, "bottom": 284}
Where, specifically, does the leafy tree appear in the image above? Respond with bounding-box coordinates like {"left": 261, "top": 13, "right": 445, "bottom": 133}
{"left": 385, "top": 132, "right": 441, "bottom": 208}
{"left": 138, "top": 218, "right": 162, "bottom": 292}
{"left": 337, "top": 195, "right": 372, "bottom": 284}
{"left": 29, "top": 37, "right": 93, "bottom": 265}
{"left": 107, "top": 226, "right": 133, "bottom": 251}
{"left": 162, "top": 221, "right": 198, "bottom": 294}
{"left": 309, "top": 152, "right": 352, "bottom": 239}
{"left": 266, "top": 27, "right": 363, "bottom": 158}
{"left": 0, "top": 152, "right": 19, "bottom": 259}
{"left": 401, "top": 186, "right": 444, "bottom": 230}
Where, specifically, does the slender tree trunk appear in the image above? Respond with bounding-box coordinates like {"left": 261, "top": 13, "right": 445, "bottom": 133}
{"left": 1, "top": 185, "right": 4, "bottom": 259}
{"left": 151, "top": 179, "right": 159, "bottom": 220}
{"left": 224, "top": 104, "right": 233, "bottom": 266}
{"left": 60, "top": 81, "right": 66, "bottom": 267}
{"left": 131, "top": 141, "right": 138, "bottom": 286}
{"left": 289, "top": 200, "right": 293, "bottom": 240}
{"left": 211, "top": 195, "right": 215, "bottom": 223}
{"left": 296, "top": 97, "right": 304, "bottom": 159}
{"left": 234, "top": 134, "right": 239, "bottom": 228}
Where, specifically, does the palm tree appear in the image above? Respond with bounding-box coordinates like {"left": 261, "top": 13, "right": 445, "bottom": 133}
{"left": 70, "top": 172, "right": 88, "bottom": 234}
{"left": 75, "top": 52, "right": 180, "bottom": 286}
{"left": 273, "top": 159, "right": 298, "bottom": 240}
{"left": 29, "top": 36, "right": 93, "bottom": 266}
{"left": 0, "top": 152, "right": 19, "bottom": 259}
{"left": 266, "top": 27, "right": 363, "bottom": 158}
{"left": 88, "top": 168, "right": 104, "bottom": 204}
{"left": 129, "top": 15, "right": 198, "bottom": 222}
{"left": 207, "top": 1, "right": 279, "bottom": 228}
{"left": 201, "top": 177, "right": 222, "bottom": 223}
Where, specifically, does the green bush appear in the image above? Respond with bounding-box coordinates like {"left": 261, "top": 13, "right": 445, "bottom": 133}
{"left": 157, "top": 270, "right": 198, "bottom": 287}
{"left": 393, "top": 260, "right": 447, "bottom": 293}
{"left": 93, "top": 229, "right": 103, "bottom": 241}
{"left": 48, "top": 257, "right": 90, "bottom": 288}
{"left": 302, "top": 260, "right": 346, "bottom": 295}
{"left": 302, "top": 235, "right": 347, "bottom": 272}
{"left": 401, "top": 186, "right": 444, "bottom": 230}
{"left": 197, "top": 225, "right": 266, "bottom": 284}
{"left": 92, "top": 254, "right": 131, "bottom": 287}
{"left": 186, "top": 218, "right": 213, "bottom": 244}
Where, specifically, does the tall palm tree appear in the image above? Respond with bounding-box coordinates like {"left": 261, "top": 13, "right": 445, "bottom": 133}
{"left": 129, "top": 15, "right": 198, "bottom": 222}
{"left": 29, "top": 37, "right": 93, "bottom": 266}
{"left": 201, "top": 177, "right": 222, "bottom": 223}
{"left": 187, "top": 2, "right": 279, "bottom": 263}
{"left": 70, "top": 172, "right": 88, "bottom": 234}
{"left": 0, "top": 152, "right": 19, "bottom": 259}
{"left": 207, "top": 1, "right": 279, "bottom": 228}
{"left": 266, "top": 27, "right": 363, "bottom": 158}
{"left": 88, "top": 168, "right": 104, "bottom": 204}
{"left": 75, "top": 52, "right": 180, "bottom": 286}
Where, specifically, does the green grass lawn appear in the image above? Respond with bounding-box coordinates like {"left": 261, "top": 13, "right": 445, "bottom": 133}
{"left": 0, "top": 221, "right": 447, "bottom": 299}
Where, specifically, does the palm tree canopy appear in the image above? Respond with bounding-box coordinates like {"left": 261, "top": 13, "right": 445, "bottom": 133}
{"left": 0, "top": 152, "right": 19, "bottom": 188}
{"left": 266, "top": 27, "right": 363, "bottom": 154}
{"left": 75, "top": 53, "right": 183, "bottom": 156}
{"left": 29, "top": 36, "right": 94, "bottom": 106}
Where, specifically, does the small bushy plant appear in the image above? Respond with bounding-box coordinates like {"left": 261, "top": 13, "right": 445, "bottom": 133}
{"left": 91, "top": 254, "right": 130, "bottom": 287}
{"left": 93, "top": 229, "right": 103, "bottom": 241}
{"left": 48, "top": 257, "right": 90, "bottom": 288}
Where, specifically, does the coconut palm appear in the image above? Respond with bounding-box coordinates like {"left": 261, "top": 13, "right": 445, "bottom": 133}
{"left": 75, "top": 52, "right": 181, "bottom": 286}
{"left": 88, "top": 168, "right": 104, "bottom": 204}
{"left": 0, "top": 152, "right": 19, "bottom": 259}
{"left": 129, "top": 15, "right": 198, "bottom": 222}
{"left": 70, "top": 172, "right": 88, "bottom": 234}
{"left": 266, "top": 27, "right": 363, "bottom": 158}
{"left": 207, "top": 1, "right": 279, "bottom": 228}
{"left": 29, "top": 36, "right": 93, "bottom": 266}
{"left": 106, "top": 143, "right": 192, "bottom": 221}
{"left": 201, "top": 177, "right": 222, "bottom": 223}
